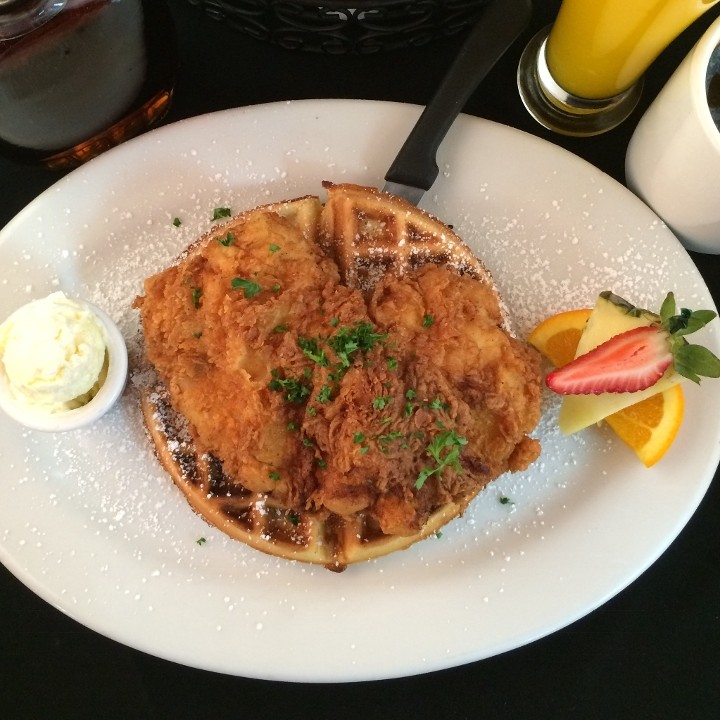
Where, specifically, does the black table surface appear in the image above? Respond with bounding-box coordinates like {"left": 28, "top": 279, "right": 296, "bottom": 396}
{"left": 2, "top": 1, "right": 719, "bottom": 718}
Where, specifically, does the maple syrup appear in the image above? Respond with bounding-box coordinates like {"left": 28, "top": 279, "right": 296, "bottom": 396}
{"left": 0, "top": 0, "right": 176, "bottom": 169}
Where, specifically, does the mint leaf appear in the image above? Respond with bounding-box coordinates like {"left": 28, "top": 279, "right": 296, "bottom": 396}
{"left": 674, "top": 343, "right": 720, "bottom": 382}
{"left": 673, "top": 361, "right": 701, "bottom": 384}
{"left": 655, "top": 295, "right": 720, "bottom": 383}
{"left": 691, "top": 309, "right": 717, "bottom": 326}
{"left": 662, "top": 301, "right": 716, "bottom": 336}
{"left": 659, "top": 292, "right": 676, "bottom": 323}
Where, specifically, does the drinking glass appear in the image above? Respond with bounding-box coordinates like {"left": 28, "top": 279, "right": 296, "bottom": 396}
{"left": 0, "top": 0, "right": 177, "bottom": 169}
{"left": 517, "top": 0, "right": 720, "bottom": 136}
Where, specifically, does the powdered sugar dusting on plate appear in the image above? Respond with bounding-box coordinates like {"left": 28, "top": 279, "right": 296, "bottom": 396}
{"left": 0, "top": 101, "right": 717, "bottom": 682}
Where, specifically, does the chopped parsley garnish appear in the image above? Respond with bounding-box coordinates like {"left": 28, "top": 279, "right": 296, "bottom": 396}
{"left": 231, "top": 277, "right": 262, "bottom": 298}
{"left": 404, "top": 389, "right": 417, "bottom": 417}
{"left": 423, "top": 314, "right": 434, "bottom": 328}
{"left": 316, "top": 458, "right": 327, "bottom": 468}
{"left": 271, "top": 282, "right": 281, "bottom": 292}
{"left": 193, "top": 331, "right": 202, "bottom": 339}
{"left": 212, "top": 207, "right": 232, "bottom": 220}
{"left": 298, "top": 336, "right": 329, "bottom": 366}
{"left": 415, "top": 430, "right": 467, "bottom": 489}
{"left": 330, "top": 316, "right": 340, "bottom": 327}
{"left": 273, "top": 324, "right": 289, "bottom": 333}
{"left": 379, "top": 430, "right": 405, "bottom": 445}
{"left": 218, "top": 231, "right": 235, "bottom": 246}
{"left": 386, "top": 356, "right": 398, "bottom": 370}
{"left": 269, "top": 471, "right": 281, "bottom": 481}
{"left": 270, "top": 322, "right": 392, "bottom": 441}
{"left": 190, "top": 286, "right": 202, "bottom": 309}
{"left": 287, "top": 421, "right": 298, "bottom": 431}
{"left": 328, "top": 321, "right": 387, "bottom": 368}
{"left": 173, "top": 217, "right": 182, "bottom": 227}
{"left": 287, "top": 511, "right": 300, "bottom": 525}
{"left": 427, "top": 396, "right": 449, "bottom": 411}
{"left": 196, "top": 537, "right": 206, "bottom": 545}
{"left": 353, "top": 432, "right": 365, "bottom": 443}
{"left": 268, "top": 369, "right": 312, "bottom": 404}
{"left": 499, "top": 495, "right": 514, "bottom": 505}
{"left": 269, "top": 243, "right": 281, "bottom": 253}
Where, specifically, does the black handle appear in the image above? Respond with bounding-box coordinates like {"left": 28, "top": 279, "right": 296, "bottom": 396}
{"left": 384, "top": 0, "right": 533, "bottom": 191}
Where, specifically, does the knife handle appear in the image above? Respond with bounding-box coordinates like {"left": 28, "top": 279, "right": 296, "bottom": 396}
{"left": 384, "top": 0, "right": 532, "bottom": 193}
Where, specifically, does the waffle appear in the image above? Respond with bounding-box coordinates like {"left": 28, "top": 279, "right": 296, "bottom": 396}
{"left": 136, "top": 183, "right": 540, "bottom": 571}
{"left": 320, "top": 181, "right": 491, "bottom": 295}
{"left": 140, "top": 381, "right": 469, "bottom": 571}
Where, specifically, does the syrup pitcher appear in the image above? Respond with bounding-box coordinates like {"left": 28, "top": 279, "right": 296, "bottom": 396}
{"left": 0, "top": 0, "right": 177, "bottom": 169}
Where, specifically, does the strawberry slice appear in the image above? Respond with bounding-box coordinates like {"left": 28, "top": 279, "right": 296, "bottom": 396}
{"left": 546, "top": 326, "right": 672, "bottom": 395}
{"left": 543, "top": 292, "right": 720, "bottom": 397}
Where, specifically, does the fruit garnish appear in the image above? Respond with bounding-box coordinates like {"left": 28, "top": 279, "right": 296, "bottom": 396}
{"left": 527, "top": 308, "right": 592, "bottom": 367}
{"left": 528, "top": 300, "right": 686, "bottom": 466}
{"left": 545, "top": 292, "right": 720, "bottom": 395}
{"left": 604, "top": 386, "right": 684, "bottom": 467}
{"left": 546, "top": 326, "right": 671, "bottom": 394}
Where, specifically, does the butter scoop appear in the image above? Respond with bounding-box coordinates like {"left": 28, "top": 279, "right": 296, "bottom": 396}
{"left": 0, "top": 292, "right": 107, "bottom": 411}
{"left": 0, "top": 292, "right": 127, "bottom": 431}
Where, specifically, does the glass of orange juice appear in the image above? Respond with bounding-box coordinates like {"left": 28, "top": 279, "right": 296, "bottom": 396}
{"left": 518, "top": 0, "right": 720, "bottom": 136}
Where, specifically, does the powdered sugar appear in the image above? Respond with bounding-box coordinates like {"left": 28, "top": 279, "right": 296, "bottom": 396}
{"left": 0, "top": 101, "right": 717, "bottom": 682}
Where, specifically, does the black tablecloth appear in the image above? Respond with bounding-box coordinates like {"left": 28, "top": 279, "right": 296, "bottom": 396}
{"left": 1, "top": 2, "right": 719, "bottom": 718}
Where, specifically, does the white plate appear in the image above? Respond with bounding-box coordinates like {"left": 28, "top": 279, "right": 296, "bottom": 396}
{"left": 1, "top": 100, "right": 718, "bottom": 682}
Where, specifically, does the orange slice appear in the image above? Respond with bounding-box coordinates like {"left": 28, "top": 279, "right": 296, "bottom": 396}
{"left": 604, "top": 386, "right": 684, "bottom": 467}
{"left": 527, "top": 308, "right": 592, "bottom": 367}
{"left": 528, "top": 308, "right": 684, "bottom": 467}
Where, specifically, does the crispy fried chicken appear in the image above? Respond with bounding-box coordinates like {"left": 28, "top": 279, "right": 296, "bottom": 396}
{"left": 135, "top": 196, "right": 541, "bottom": 537}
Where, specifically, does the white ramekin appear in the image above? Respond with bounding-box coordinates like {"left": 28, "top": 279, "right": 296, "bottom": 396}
{"left": 0, "top": 301, "right": 128, "bottom": 432}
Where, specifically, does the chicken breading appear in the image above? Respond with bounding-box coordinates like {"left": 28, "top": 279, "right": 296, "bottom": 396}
{"left": 136, "top": 195, "right": 541, "bottom": 539}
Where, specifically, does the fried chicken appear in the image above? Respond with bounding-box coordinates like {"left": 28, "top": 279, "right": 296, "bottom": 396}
{"left": 307, "top": 264, "right": 542, "bottom": 534}
{"left": 136, "top": 196, "right": 541, "bottom": 538}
